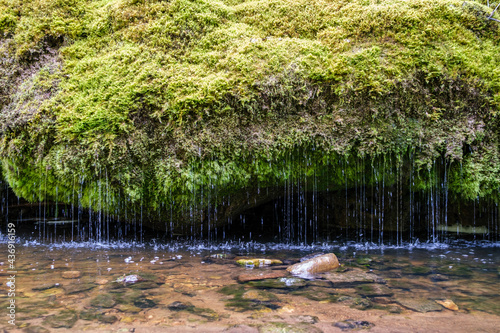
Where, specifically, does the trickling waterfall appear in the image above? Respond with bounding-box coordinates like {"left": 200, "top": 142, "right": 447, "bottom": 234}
{"left": 1, "top": 149, "right": 499, "bottom": 245}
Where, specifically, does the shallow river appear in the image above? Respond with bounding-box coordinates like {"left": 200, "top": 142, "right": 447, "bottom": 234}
{"left": 0, "top": 240, "right": 499, "bottom": 332}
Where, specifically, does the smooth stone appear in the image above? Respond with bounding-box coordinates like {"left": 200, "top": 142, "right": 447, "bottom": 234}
{"left": 90, "top": 294, "right": 116, "bottom": 308}
{"left": 322, "top": 267, "right": 386, "bottom": 287}
{"left": 397, "top": 298, "right": 443, "bottom": 312}
{"left": 238, "top": 270, "right": 288, "bottom": 282}
{"left": 62, "top": 271, "right": 81, "bottom": 279}
{"left": 436, "top": 299, "right": 459, "bottom": 311}
{"left": 236, "top": 259, "right": 283, "bottom": 267}
{"left": 287, "top": 253, "right": 339, "bottom": 277}
{"left": 64, "top": 283, "right": 96, "bottom": 294}
{"left": 356, "top": 284, "right": 394, "bottom": 297}
{"left": 43, "top": 309, "right": 78, "bottom": 328}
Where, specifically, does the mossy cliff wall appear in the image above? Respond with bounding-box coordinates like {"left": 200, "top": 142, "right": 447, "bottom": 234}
{"left": 0, "top": 0, "right": 499, "bottom": 233}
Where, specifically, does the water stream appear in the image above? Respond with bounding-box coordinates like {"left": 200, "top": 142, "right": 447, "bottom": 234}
{"left": 0, "top": 155, "right": 499, "bottom": 332}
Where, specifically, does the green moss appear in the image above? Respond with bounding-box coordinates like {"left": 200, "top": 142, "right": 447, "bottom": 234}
{"left": 0, "top": 0, "right": 499, "bottom": 226}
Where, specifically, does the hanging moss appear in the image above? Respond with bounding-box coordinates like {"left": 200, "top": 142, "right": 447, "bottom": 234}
{"left": 0, "top": 0, "right": 499, "bottom": 228}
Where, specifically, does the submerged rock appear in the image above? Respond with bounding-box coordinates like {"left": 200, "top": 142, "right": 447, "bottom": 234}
{"left": 333, "top": 319, "right": 374, "bottom": 331}
{"left": 292, "top": 315, "right": 319, "bottom": 324}
{"left": 242, "top": 290, "right": 278, "bottom": 302}
{"left": 238, "top": 270, "right": 288, "bottom": 282}
{"left": 116, "top": 303, "right": 142, "bottom": 313}
{"left": 322, "top": 267, "right": 385, "bottom": 287}
{"left": 23, "top": 326, "right": 50, "bottom": 333}
{"left": 32, "top": 283, "right": 61, "bottom": 291}
{"left": 259, "top": 322, "right": 323, "bottom": 333}
{"left": 62, "top": 271, "right": 81, "bottom": 279}
{"left": 98, "top": 314, "right": 118, "bottom": 324}
{"left": 355, "top": 284, "right": 394, "bottom": 297}
{"left": 115, "top": 274, "right": 143, "bottom": 284}
{"left": 396, "top": 298, "right": 443, "bottom": 312}
{"left": 287, "top": 253, "right": 340, "bottom": 277}
{"left": 90, "top": 294, "right": 116, "bottom": 308}
{"left": 224, "top": 325, "right": 259, "bottom": 333}
{"left": 64, "top": 283, "right": 96, "bottom": 294}
{"left": 134, "top": 298, "right": 156, "bottom": 308}
{"left": 96, "top": 278, "right": 109, "bottom": 285}
{"left": 43, "top": 309, "right": 78, "bottom": 328}
{"left": 436, "top": 299, "right": 459, "bottom": 311}
{"left": 168, "top": 301, "right": 193, "bottom": 311}
{"left": 247, "top": 277, "right": 306, "bottom": 289}
{"left": 402, "top": 266, "right": 433, "bottom": 275}
{"left": 186, "top": 306, "right": 220, "bottom": 321}
{"left": 129, "top": 281, "right": 160, "bottom": 290}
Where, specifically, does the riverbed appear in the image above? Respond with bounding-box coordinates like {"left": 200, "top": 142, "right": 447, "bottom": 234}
{"left": 1, "top": 241, "right": 498, "bottom": 332}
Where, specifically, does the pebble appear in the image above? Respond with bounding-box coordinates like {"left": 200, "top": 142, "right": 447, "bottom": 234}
{"left": 287, "top": 253, "right": 340, "bottom": 277}
{"left": 436, "top": 299, "right": 459, "bottom": 311}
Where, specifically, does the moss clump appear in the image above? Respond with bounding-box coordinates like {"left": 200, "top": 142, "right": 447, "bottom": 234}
{"left": 0, "top": 0, "right": 499, "bottom": 229}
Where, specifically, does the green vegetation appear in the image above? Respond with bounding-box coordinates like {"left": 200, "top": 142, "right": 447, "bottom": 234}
{"left": 0, "top": 0, "right": 499, "bottom": 226}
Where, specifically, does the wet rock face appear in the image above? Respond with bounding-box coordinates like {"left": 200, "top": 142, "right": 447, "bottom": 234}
{"left": 287, "top": 253, "right": 340, "bottom": 277}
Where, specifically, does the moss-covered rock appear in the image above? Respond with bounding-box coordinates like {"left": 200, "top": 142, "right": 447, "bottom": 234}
{"left": 0, "top": 0, "right": 499, "bottom": 234}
